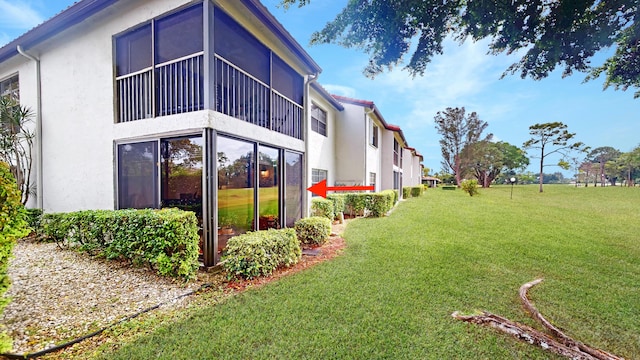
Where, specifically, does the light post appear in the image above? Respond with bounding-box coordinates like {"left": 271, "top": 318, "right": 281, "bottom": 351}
{"left": 510, "top": 177, "right": 516, "bottom": 199}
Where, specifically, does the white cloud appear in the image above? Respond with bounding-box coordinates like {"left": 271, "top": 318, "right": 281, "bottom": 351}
{"left": 0, "top": 1, "right": 44, "bottom": 31}
{"left": 322, "top": 84, "right": 357, "bottom": 98}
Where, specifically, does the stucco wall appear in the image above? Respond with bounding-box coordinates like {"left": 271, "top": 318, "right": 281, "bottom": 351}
{"left": 334, "top": 102, "right": 366, "bottom": 185}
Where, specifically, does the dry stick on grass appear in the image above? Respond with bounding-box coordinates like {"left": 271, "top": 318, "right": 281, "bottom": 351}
{"left": 452, "top": 278, "right": 624, "bottom": 360}
{"left": 519, "top": 279, "right": 623, "bottom": 360}
{"left": 451, "top": 311, "right": 601, "bottom": 360}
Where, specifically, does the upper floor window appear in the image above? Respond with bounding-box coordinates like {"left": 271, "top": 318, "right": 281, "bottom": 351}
{"left": 115, "top": 3, "right": 204, "bottom": 122}
{"left": 393, "top": 139, "right": 400, "bottom": 166}
{"left": 311, "top": 104, "right": 327, "bottom": 136}
{"left": 370, "top": 120, "right": 378, "bottom": 148}
{"left": 0, "top": 75, "right": 19, "bottom": 102}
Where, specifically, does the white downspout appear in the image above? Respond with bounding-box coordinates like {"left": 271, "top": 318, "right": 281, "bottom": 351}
{"left": 303, "top": 73, "right": 319, "bottom": 217}
{"left": 17, "top": 45, "right": 43, "bottom": 210}
{"left": 364, "top": 107, "right": 374, "bottom": 190}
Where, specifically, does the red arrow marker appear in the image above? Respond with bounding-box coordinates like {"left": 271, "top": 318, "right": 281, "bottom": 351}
{"left": 307, "top": 179, "right": 375, "bottom": 198}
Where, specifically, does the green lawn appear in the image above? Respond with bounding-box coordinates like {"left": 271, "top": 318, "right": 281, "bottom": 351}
{"left": 99, "top": 185, "right": 640, "bottom": 359}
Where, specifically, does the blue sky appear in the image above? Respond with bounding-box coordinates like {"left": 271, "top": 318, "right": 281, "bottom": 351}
{"left": 2, "top": 0, "right": 639, "bottom": 176}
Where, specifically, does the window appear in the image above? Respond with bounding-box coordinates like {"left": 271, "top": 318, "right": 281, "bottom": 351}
{"left": 370, "top": 121, "right": 378, "bottom": 147}
{"left": 393, "top": 139, "right": 400, "bottom": 166}
{"left": 285, "top": 151, "right": 303, "bottom": 227}
{"left": 214, "top": 7, "right": 270, "bottom": 84}
{"left": 0, "top": 75, "right": 19, "bottom": 102}
{"left": 272, "top": 55, "right": 303, "bottom": 106}
{"left": 117, "top": 141, "right": 158, "bottom": 209}
{"left": 115, "top": 3, "right": 204, "bottom": 122}
{"left": 369, "top": 172, "right": 376, "bottom": 192}
{"left": 311, "top": 104, "right": 327, "bottom": 136}
{"left": 155, "top": 5, "right": 203, "bottom": 64}
{"left": 259, "top": 146, "right": 280, "bottom": 230}
{"left": 312, "top": 168, "right": 328, "bottom": 184}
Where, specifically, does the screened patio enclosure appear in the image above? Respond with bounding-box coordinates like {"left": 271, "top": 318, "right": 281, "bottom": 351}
{"left": 116, "top": 131, "right": 304, "bottom": 266}
{"left": 114, "top": 1, "right": 304, "bottom": 140}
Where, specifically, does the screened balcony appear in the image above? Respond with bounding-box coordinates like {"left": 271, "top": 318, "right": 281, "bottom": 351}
{"left": 114, "top": 2, "right": 304, "bottom": 140}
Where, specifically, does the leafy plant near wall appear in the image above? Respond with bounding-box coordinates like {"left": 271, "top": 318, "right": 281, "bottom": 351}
{"left": 294, "top": 217, "right": 331, "bottom": 245}
{"left": 326, "top": 194, "right": 345, "bottom": 216}
{"left": 0, "top": 97, "right": 35, "bottom": 205}
{"left": 222, "top": 228, "right": 301, "bottom": 280}
{"left": 40, "top": 208, "right": 199, "bottom": 280}
{"left": 402, "top": 187, "right": 411, "bottom": 199}
{"left": 0, "top": 161, "right": 29, "bottom": 352}
{"left": 310, "top": 198, "right": 334, "bottom": 220}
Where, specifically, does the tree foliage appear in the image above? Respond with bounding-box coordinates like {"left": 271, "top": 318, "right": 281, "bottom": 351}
{"left": 434, "top": 107, "right": 491, "bottom": 186}
{"left": 280, "top": 0, "right": 639, "bottom": 97}
{"left": 523, "top": 122, "right": 585, "bottom": 192}
{"left": 0, "top": 96, "right": 34, "bottom": 205}
{"left": 587, "top": 146, "right": 621, "bottom": 186}
{"left": 466, "top": 140, "right": 529, "bottom": 187}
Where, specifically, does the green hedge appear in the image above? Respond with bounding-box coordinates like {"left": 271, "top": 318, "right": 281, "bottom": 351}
{"left": 41, "top": 208, "right": 199, "bottom": 280}
{"left": 326, "top": 194, "right": 346, "bottom": 215}
{"left": 410, "top": 186, "right": 423, "bottom": 197}
{"left": 0, "top": 162, "right": 30, "bottom": 352}
{"left": 295, "top": 217, "right": 331, "bottom": 245}
{"left": 442, "top": 185, "right": 456, "bottom": 190}
{"left": 222, "top": 228, "right": 301, "bottom": 280}
{"left": 402, "top": 187, "right": 411, "bottom": 199}
{"left": 342, "top": 191, "right": 396, "bottom": 218}
{"left": 310, "top": 198, "right": 334, "bottom": 220}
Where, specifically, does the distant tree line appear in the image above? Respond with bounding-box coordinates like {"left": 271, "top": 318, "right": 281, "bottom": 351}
{"left": 433, "top": 106, "right": 640, "bottom": 190}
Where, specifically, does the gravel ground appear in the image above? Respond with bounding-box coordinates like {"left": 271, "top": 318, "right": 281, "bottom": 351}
{"left": 1, "top": 237, "right": 204, "bottom": 355}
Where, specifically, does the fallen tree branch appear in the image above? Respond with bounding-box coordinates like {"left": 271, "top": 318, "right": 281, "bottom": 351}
{"left": 452, "top": 278, "right": 624, "bottom": 360}
{"left": 452, "top": 311, "right": 601, "bottom": 360}
{"left": 519, "top": 279, "right": 623, "bottom": 360}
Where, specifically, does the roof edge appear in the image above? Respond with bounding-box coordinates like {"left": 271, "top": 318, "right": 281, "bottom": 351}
{"left": 0, "top": 0, "right": 118, "bottom": 63}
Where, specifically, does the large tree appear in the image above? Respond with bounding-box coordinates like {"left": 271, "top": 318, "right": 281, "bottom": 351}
{"left": 281, "top": 0, "right": 639, "bottom": 97}
{"left": 465, "top": 140, "right": 529, "bottom": 187}
{"left": 434, "top": 107, "right": 491, "bottom": 186}
{"left": 523, "top": 122, "right": 585, "bottom": 192}
{"left": 587, "top": 146, "right": 621, "bottom": 186}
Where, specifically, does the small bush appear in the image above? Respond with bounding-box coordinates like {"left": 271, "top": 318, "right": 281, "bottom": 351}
{"left": 311, "top": 198, "right": 334, "bottom": 220}
{"left": 0, "top": 162, "right": 30, "bottom": 352}
{"left": 402, "top": 187, "right": 411, "bottom": 199}
{"left": 222, "top": 228, "right": 301, "bottom": 279}
{"left": 410, "top": 186, "right": 422, "bottom": 197}
{"left": 344, "top": 193, "right": 367, "bottom": 216}
{"left": 25, "top": 208, "right": 43, "bottom": 232}
{"left": 41, "top": 208, "right": 199, "bottom": 280}
{"left": 294, "top": 217, "right": 331, "bottom": 245}
{"left": 461, "top": 179, "right": 479, "bottom": 196}
{"left": 326, "top": 194, "right": 346, "bottom": 216}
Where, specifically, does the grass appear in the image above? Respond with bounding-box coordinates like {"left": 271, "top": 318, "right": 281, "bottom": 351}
{"left": 95, "top": 185, "right": 640, "bottom": 359}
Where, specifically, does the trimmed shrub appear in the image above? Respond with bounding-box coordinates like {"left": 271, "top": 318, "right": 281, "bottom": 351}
{"left": 0, "top": 162, "right": 30, "bottom": 352}
{"left": 294, "top": 217, "right": 331, "bottom": 245}
{"left": 41, "top": 208, "right": 199, "bottom": 280}
{"left": 311, "top": 197, "right": 334, "bottom": 220}
{"left": 222, "top": 228, "right": 301, "bottom": 279}
{"left": 344, "top": 193, "right": 367, "bottom": 216}
{"left": 410, "top": 186, "right": 422, "bottom": 197}
{"left": 402, "top": 187, "right": 411, "bottom": 199}
{"left": 461, "top": 179, "right": 479, "bottom": 196}
{"left": 442, "top": 185, "right": 456, "bottom": 190}
{"left": 326, "top": 194, "right": 346, "bottom": 216}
